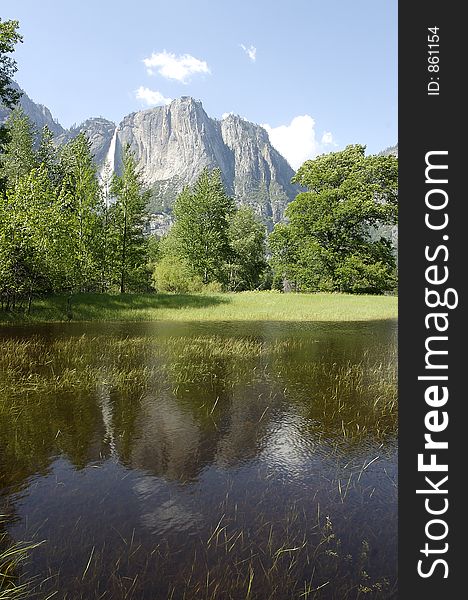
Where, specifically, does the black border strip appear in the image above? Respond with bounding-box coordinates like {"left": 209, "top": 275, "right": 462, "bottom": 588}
{"left": 399, "top": 3, "right": 464, "bottom": 597}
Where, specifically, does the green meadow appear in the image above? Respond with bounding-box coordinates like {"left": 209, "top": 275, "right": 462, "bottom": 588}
{"left": 0, "top": 291, "right": 397, "bottom": 324}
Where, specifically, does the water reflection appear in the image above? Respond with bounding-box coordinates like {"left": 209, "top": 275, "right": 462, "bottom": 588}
{"left": 0, "top": 320, "right": 397, "bottom": 599}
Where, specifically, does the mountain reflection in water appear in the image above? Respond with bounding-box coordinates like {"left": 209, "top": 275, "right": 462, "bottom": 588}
{"left": 0, "top": 320, "right": 397, "bottom": 599}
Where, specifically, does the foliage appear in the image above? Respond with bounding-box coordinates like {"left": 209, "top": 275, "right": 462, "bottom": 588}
{"left": 170, "top": 168, "right": 236, "bottom": 284}
{"left": 109, "top": 145, "right": 150, "bottom": 292}
{"left": 0, "top": 18, "right": 22, "bottom": 168}
{"left": 0, "top": 117, "right": 151, "bottom": 306}
{"left": 37, "top": 125, "right": 63, "bottom": 187}
{"left": 151, "top": 255, "right": 203, "bottom": 294}
{"left": 0, "top": 164, "right": 70, "bottom": 309}
{"left": 157, "top": 172, "right": 269, "bottom": 292}
{"left": 269, "top": 145, "right": 398, "bottom": 293}
{"left": 147, "top": 234, "right": 161, "bottom": 264}
{"left": 59, "top": 132, "right": 104, "bottom": 291}
{"left": 0, "top": 18, "right": 22, "bottom": 109}
{"left": 0, "top": 108, "right": 36, "bottom": 189}
{"left": 227, "top": 206, "right": 267, "bottom": 290}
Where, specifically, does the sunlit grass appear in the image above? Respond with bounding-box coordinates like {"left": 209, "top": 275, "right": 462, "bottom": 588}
{"left": 0, "top": 291, "right": 397, "bottom": 324}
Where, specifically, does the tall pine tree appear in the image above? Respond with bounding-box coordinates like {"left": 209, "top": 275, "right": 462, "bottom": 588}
{"left": 110, "top": 145, "right": 149, "bottom": 293}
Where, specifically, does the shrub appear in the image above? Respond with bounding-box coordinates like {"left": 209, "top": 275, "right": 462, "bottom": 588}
{"left": 151, "top": 256, "right": 203, "bottom": 293}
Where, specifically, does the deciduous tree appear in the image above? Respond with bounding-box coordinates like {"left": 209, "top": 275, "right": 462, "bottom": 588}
{"left": 170, "top": 168, "right": 235, "bottom": 284}
{"left": 269, "top": 145, "right": 398, "bottom": 293}
{"left": 227, "top": 207, "right": 267, "bottom": 290}
{"left": 59, "top": 132, "right": 103, "bottom": 291}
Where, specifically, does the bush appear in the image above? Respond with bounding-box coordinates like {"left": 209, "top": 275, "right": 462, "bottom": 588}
{"left": 151, "top": 256, "right": 203, "bottom": 294}
{"left": 334, "top": 255, "right": 397, "bottom": 294}
{"left": 202, "top": 280, "right": 224, "bottom": 293}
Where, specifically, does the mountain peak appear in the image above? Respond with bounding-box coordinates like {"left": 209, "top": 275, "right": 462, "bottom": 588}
{"left": 174, "top": 96, "right": 200, "bottom": 105}
{"left": 6, "top": 85, "right": 299, "bottom": 228}
{"left": 0, "top": 82, "right": 65, "bottom": 137}
{"left": 70, "top": 117, "right": 115, "bottom": 131}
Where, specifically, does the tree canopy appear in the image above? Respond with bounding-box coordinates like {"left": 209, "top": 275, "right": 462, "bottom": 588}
{"left": 110, "top": 145, "right": 150, "bottom": 293}
{"left": 169, "top": 168, "right": 236, "bottom": 285}
{"left": 0, "top": 18, "right": 22, "bottom": 109}
{"left": 0, "top": 116, "right": 152, "bottom": 309}
{"left": 228, "top": 206, "right": 267, "bottom": 291}
{"left": 269, "top": 145, "right": 398, "bottom": 294}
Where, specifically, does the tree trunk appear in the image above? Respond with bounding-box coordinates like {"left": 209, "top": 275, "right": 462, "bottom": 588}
{"left": 66, "top": 296, "right": 73, "bottom": 321}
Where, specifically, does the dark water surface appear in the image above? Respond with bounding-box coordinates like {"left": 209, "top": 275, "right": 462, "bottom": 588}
{"left": 0, "top": 320, "right": 397, "bottom": 599}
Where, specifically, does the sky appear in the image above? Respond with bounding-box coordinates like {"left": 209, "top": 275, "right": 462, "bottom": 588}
{"left": 2, "top": 0, "right": 397, "bottom": 169}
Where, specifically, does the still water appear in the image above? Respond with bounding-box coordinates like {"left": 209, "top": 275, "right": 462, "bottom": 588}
{"left": 0, "top": 320, "right": 397, "bottom": 599}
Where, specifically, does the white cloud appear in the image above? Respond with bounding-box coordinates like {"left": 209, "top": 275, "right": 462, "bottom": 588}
{"left": 143, "top": 50, "right": 211, "bottom": 83}
{"left": 136, "top": 86, "right": 172, "bottom": 106}
{"left": 263, "top": 115, "right": 334, "bottom": 170}
{"left": 240, "top": 44, "right": 257, "bottom": 62}
{"left": 321, "top": 131, "right": 334, "bottom": 145}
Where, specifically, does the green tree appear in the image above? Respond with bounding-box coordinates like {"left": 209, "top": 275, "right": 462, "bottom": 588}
{"left": 109, "top": 145, "right": 149, "bottom": 293}
{"left": 37, "top": 125, "right": 63, "bottom": 187}
{"left": 268, "top": 222, "right": 301, "bottom": 290}
{"left": 0, "top": 107, "right": 37, "bottom": 189}
{"left": 0, "top": 165, "right": 68, "bottom": 309}
{"left": 269, "top": 145, "right": 398, "bottom": 294}
{"left": 59, "top": 132, "right": 103, "bottom": 291}
{"left": 0, "top": 18, "right": 22, "bottom": 109}
{"left": 151, "top": 255, "right": 203, "bottom": 294}
{"left": 0, "top": 18, "right": 22, "bottom": 164}
{"left": 227, "top": 206, "right": 267, "bottom": 290}
{"left": 147, "top": 234, "right": 161, "bottom": 265}
{"left": 170, "top": 168, "right": 235, "bottom": 285}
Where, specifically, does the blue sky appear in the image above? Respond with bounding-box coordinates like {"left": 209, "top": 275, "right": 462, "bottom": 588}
{"left": 2, "top": 0, "right": 397, "bottom": 168}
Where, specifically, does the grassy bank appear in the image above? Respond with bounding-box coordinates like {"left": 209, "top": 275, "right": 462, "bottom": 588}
{"left": 0, "top": 291, "right": 397, "bottom": 324}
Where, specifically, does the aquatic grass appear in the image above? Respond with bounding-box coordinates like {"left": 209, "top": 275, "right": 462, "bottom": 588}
{"left": 18, "top": 501, "right": 394, "bottom": 599}
{"left": 0, "top": 517, "right": 45, "bottom": 600}
{"left": 0, "top": 326, "right": 397, "bottom": 598}
{"left": 0, "top": 334, "right": 397, "bottom": 443}
{"left": 271, "top": 346, "right": 398, "bottom": 442}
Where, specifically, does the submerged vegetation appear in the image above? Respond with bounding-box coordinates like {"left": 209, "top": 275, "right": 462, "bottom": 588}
{"left": 0, "top": 516, "right": 44, "bottom": 600}
{"left": 0, "top": 333, "right": 397, "bottom": 437}
{"left": 0, "top": 325, "right": 397, "bottom": 598}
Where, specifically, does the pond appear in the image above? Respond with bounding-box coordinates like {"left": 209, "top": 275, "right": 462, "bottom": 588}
{"left": 0, "top": 320, "right": 397, "bottom": 599}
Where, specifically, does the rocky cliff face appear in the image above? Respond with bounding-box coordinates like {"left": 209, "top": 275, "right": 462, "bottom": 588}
{"left": 2, "top": 86, "right": 300, "bottom": 227}
{"left": 379, "top": 144, "right": 398, "bottom": 157}
{"left": 0, "top": 82, "right": 64, "bottom": 137}
{"left": 56, "top": 117, "right": 116, "bottom": 167}
{"left": 220, "top": 114, "right": 297, "bottom": 223}
{"left": 113, "top": 97, "right": 298, "bottom": 225}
